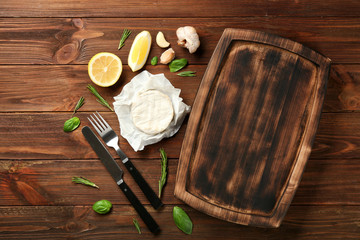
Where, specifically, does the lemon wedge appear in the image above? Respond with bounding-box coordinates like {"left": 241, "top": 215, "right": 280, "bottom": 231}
{"left": 128, "top": 31, "right": 152, "bottom": 72}
{"left": 88, "top": 52, "right": 122, "bottom": 87}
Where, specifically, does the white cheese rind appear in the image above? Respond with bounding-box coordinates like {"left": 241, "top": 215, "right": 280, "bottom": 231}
{"left": 131, "top": 90, "right": 174, "bottom": 135}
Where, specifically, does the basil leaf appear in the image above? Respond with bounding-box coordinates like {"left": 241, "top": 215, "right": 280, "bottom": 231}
{"left": 169, "top": 58, "right": 188, "bottom": 72}
{"left": 151, "top": 56, "right": 158, "bottom": 66}
{"left": 63, "top": 117, "right": 80, "bottom": 132}
{"left": 173, "top": 206, "right": 193, "bottom": 234}
{"left": 92, "top": 199, "right": 112, "bottom": 214}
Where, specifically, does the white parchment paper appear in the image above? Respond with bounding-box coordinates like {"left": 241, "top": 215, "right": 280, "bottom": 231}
{"left": 113, "top": 70, "right": 191, "bottom": 151}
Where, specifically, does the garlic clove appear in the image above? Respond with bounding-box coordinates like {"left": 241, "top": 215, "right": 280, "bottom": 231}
{"left": 156, "top": 31, "right": 170, "bottom": 48}
{"left": 160, "top": 48, "right": 175, "bottom": 64}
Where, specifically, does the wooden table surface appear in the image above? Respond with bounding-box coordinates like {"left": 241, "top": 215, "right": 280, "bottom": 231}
{"left": 1, "top": 0, "right": 360, "bottom": 239}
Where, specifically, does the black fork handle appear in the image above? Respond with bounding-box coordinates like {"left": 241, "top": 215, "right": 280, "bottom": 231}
{"left": 117, "top": 150, "right": 163, "bottom": 210}
{"left": 118, "top": 180, "right": 160, "bottom": 234}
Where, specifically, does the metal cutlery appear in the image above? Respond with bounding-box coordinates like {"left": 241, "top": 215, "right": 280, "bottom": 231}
{"left": 82, "top": 126, "right": 160, "bottom": 234}
{"left": 88, "top": 112, "right": 163, "bottom": 210}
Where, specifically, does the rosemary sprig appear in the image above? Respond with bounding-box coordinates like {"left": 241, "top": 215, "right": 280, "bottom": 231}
{"left": 87, "top": 84, "right": 114, "bottom": 111}
{"left": 72, "top": 96, "right": 85, "bottom": 116}
{"left": 72, "top": 176, "right": 99, "bottom": 189}
{"left": 159, "top": 148, "right": 168, "bottom": 198}
{"left": 177, "top": 71, "right": 196, "bottom": 77}
{"left": 133, "top": 218, "right": 141, "bottom": 234}
{"left": 118, "top": 29, "right": 132, "bottom": 50}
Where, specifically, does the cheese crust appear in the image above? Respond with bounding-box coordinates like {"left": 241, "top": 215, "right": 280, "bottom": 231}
{"left": 131, "top": 90, "right": 174, "bottom": 135}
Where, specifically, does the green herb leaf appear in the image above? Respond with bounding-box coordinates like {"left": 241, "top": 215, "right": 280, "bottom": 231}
{"left": 169, "top": 58, "right": 188, "bottom": 72}
{"left": 87, "top": 84, "right": 114, "bottom": 111}
{"left": 133, "top": 218, "right": 141, "bottom": 234}
{"left": 118, "top": 29, "right": 131, "bottom": 50}
{"left": 63, "top": 117, "right": 81, "bottom": 132}
{"left": 173, "top": 206, "right": 193, "bottom": 234}
{"left": 72, "top": 96, "right": 85, "bottom": 116}
{"left": 72, "top": 176, "right": 99, "bottom": 189}
{"left": 177, "top": 71, "right": 196, "bottom": 77}
{"left": 159, "top": 148, "right": 168, "bottom": 198}
{"left": 92, "top": 199, "right": 112, "bottom": 214}
{"left": 151, "top": 56, "right": 158, "bottom": 66}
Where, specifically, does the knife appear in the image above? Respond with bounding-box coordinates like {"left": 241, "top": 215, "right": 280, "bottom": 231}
{"left": 82, "top": 126, "right": 160, "bottom": 234}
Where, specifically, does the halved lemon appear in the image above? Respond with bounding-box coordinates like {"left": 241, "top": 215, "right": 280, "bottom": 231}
{"left": 88, "top": 52, "right": 122, "bottom": 87}
{"left": 128, "top": 31, "right": 152, "bottom": 72}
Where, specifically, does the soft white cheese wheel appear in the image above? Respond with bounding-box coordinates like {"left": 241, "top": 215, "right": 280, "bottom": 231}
{"left": 131, "top": 90, "right": 174, "bottom": 135}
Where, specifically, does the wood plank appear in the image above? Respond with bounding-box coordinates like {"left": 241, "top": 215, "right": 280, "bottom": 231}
{"left": 0, "top": 159, "right": 181, "bottom": 206}
{"left": 0, "top": 0, "right": 268, "bottom": 18}
{"left": 1, "top": 17, "right": 360, "bottom": 65}
{"left": 1, "top": 0, "right": 360, "bottom": 18}
{"left": 0, "top": 205, "right": 359, "bottom": 239}
{"left": 267, "top": 0, "right": 360, "bottom": 17}
{"left": 0, "top": 112, "right": 186, "bottom": 160}
{"left": 294, "top": 159, "right": 360, "bottom": 205}
{"left": 310, "top": 113, "right": 360, "bottom": 159}
{"left": 0, "top": 112, "right": 360, "bottom": 160}
{"left": 1, "top": 158, "right": 360, "bottom": 207}
{"left": 324, "top": 65, "right": 360, "bottom": 112}
{"left": 0, "top": 65, "right": 202, "bottom": 112}
{"left": 1, "top": 63, "right": 360, "bottom": 113}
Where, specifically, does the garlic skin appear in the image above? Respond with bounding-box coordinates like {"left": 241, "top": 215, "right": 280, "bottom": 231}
{"left": 176, "top": 26, "right": 200, "bottom": 54}
{"left": 160, "top": 48, "right": 175, "bottom": 64}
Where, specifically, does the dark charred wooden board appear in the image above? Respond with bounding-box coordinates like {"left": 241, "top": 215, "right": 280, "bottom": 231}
{"left": 175, "top": 28, "right": 331, "bottom": 228}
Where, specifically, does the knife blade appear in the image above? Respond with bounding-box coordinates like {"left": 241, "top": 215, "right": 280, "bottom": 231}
{"left": 82, "top": 126, "right": 160, "bottom": 234}
{"left": 82, "top": 126, "right": 124, "bottom": 184}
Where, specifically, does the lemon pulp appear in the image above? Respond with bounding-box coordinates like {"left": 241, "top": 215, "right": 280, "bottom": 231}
{"left": 128, "top": 31, "right": 151, "bottom": 72}
{"left": 88, "top": 52, "right": 122, "bottom": 87}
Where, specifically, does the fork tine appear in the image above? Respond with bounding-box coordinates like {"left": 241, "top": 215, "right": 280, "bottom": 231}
{"left": 93, "top": 113, "right": 107, "bottom": 130}
{"left": 88, "top": 115, "right": 103, "bottom": 133}
{"left": 96, "top": 111, "right": 110, "bottom": 128}
{"left": 88, "top": 117, "right": 102, "bottom": 134}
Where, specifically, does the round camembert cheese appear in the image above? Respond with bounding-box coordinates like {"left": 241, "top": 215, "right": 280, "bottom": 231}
{"left": 131, "top": 90, "right": 174, "bottom": 135}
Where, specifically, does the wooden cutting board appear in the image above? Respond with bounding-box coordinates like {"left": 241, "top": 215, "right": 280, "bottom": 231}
{"left": 174, "top": 28, "right": 331, "bottom": 228}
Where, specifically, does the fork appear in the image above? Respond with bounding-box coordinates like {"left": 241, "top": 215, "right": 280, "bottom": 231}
{"left": 88, "top": 112, "right": 163, "bottom": 210}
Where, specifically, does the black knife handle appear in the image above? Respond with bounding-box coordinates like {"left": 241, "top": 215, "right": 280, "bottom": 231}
{"left": 123, "top": 159, "right": 163, "bottom": 209}
{"left": 118, "top": 180, "right": 160, "bottom": 234}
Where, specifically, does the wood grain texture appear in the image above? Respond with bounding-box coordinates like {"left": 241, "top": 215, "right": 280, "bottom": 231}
{"left": 2, "top": 112, "right": 360, "bottom": 160}
{"left": 0, "top": 159, "right": 181, "bottom": 206}
{"left": 1, "top": 113, "right": 360, "bottom": 160}
{"left": 0, "top": 65, "right": 202, "bottom": 112}
{"left": 294, "top": 159, "right": 360, "bottom": 205}
{"left": 1, "top": 158, "right": 360, "bottom": 207}
{"left": 175, "top": 29, "right": 330, "bottom": 227}
{"left": 310, "top": 113, "right": 360, "bottom": 159}
{"left": 0, "top": 205, "right": 360, "bottom": 239}
{"left": 266, "top": 0, "right": 360, "bottom": 17}
{"left": 1, "top": 0, "right": 360, "bottom": 238}
{"left": 324, "top": 65, "right": 360, "bottom": 112}
{"left": 2, "top": 17, "right": 360, "bottom": 64}
{"left": 0, "top": 0, "right": 267, "bottom": 18}
{"left": 1, "top": 64, "right": 360, "bottom": 113}
{"left": 0, "top": 113, "right": 186, "bottom": 160}
{"left": 1, "top": 0, "right": 360, "bottom": 17}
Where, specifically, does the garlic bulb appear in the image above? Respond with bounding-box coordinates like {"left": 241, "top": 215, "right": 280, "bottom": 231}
{"left": 176, "top": 26, "right": 200, "bottom": 54}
